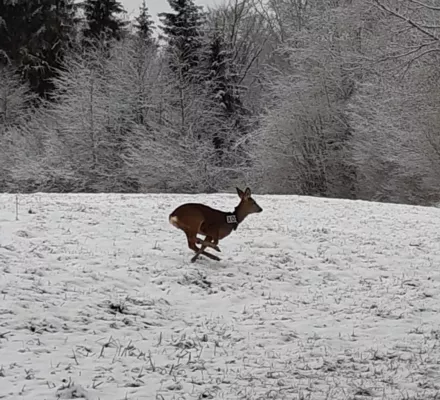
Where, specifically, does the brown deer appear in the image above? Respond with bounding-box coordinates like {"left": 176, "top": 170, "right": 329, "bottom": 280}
{"left": 169, "top": 187, "right": 263, "bottom": 262}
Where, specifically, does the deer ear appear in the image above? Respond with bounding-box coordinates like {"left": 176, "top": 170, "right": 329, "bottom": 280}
{"left": 244, "top": 188, "right": 251, "bottom": 198}
{"left": 236, "top": 187, "right": 244, "bottom": 198}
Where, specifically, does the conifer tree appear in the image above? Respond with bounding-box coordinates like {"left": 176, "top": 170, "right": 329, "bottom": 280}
{"left": 0, "top": 0, "right": 79, "bottom": 98}
{"left": 159, "top": 0, "right": 205, "bottom": 80}
{"left": 200, "top": 30, "right": 247, "bottom": 155}
{"left": 80, "top": 0, "right": 128, "bottom": 43}
{"left": 205, "top": 32, "right": 244, "bottom": 116}
{"left": 134, "top": 0, "right": 155, "bottom": 42}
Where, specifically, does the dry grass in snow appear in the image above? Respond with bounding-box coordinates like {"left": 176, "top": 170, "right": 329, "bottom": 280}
{"left": 0, "top": 193, "right": 440, "bottom": 400}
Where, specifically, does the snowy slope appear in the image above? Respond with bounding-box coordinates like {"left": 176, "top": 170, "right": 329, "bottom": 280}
{"left": 1, "top": 193, "right": 440, "bottom": 400}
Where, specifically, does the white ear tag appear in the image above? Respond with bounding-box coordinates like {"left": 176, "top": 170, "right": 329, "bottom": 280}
{"left": 226, "top": 215, "right": 237, "bottom": 224}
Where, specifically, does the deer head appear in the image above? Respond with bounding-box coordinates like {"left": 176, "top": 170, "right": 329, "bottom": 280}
{"left": 236, "top": 187, "right": 263, "bottom": 216}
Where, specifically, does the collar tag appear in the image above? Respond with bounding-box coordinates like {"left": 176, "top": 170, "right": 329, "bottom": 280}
{"left": 226, "top": 215, "right": 237, "bottom": 224}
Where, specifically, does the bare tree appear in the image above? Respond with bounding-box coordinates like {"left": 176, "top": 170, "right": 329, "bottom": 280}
{"left": 372, "top": 0, "right": 440, "bottom": 74}
{"left": 248, "top": 1, "right": 369, "bottom": 197}
{"left": 0, "top": 66, "right": 37, "bottom": 127}
{"left": 344, "top": 0, "right": 440, "bottom": 204}
{"left": 0, "top": 65, "right": 40, "bottom": 190}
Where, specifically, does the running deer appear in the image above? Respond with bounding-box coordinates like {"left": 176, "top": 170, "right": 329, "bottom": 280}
{"left": 169, "top": 187, "right": 263, "bottom": 262}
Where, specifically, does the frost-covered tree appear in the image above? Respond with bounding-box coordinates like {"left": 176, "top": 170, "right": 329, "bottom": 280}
{"left": 124, "top": 68, "right": 245, "bottom": 193}
{"left": 345, "top": 0, "right": 440, "bottom": 204}
{"left": 106, "top": 37, "right": 159, "bottom": 127}
{"left": 3, "top": 42, "right": 133, "bottom": 192}
{"left": 0, "top": 66, "right": 37, "bottom": 127}
{"left": 0, "top": 65, "right": 39, "bottom": 190}
{"left": 248, "top": 1, "right": 365, "bottom": 197}
{"left": 46, "top": 45, "right": 138, "bottom": 191}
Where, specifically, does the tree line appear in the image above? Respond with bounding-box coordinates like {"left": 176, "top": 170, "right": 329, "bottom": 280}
{"left": 1, "top": 0, "right": 440, "bottom": 206}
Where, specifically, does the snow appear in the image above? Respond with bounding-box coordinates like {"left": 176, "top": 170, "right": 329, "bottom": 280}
{"left": 1, "top": 192, "right": 440, "bottom": 400}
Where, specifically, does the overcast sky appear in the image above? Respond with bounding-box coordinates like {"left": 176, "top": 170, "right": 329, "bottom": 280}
{"left": 120, "top": 0, "right": 222, "bottom": 29}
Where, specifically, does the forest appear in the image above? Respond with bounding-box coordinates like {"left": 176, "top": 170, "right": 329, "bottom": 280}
{"left": 1, "top": 0, "right": 440, "bottom": 206}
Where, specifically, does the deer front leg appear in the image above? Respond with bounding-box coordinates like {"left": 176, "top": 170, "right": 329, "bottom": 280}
{"left": 191, "top": 235, "right": 221, "bottom": 263}
{"left": 192, "top": 250, "right": 220, "bottom": 262}
{"left": 196, "top": 237, "right": 221, "bottom": 252}
{"left": 191, "top": 246, "right": 220, "bottom": 262}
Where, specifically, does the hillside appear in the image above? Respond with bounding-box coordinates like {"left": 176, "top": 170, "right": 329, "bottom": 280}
{"left": 0, "top": 193, "right": 440, "bottom": 400}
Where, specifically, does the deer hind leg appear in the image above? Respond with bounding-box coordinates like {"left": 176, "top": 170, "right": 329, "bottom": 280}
{"left": 190, "top": 235, "right": 220, "bottom": 263}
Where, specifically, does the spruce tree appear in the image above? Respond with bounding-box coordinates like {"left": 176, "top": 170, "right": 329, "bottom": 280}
{"left": 159, "top": 0, "right": 205, "bottom": 80}
{"left": 201, "top": 30, "right": 247, "bottom": 154}
{"left": 134, "top": 0, "right": 154, "bottom": 42}
{"left": 0, "top": 0, "right": 79, "bottom": 98}
{"left": 81, "top": 0, "right": 128, "bottom": 43}
{"left": 204, "top": 32, "right": 244, "bottom": 118}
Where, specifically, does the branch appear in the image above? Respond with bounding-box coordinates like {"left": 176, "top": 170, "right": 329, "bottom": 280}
{"left": 399, "top": 48, "right": 440, "bottom": 79}
{"left": 238, "top": 40, "right": 266, "bottom": 85}
{"left": 377, "top": 41, "right": 435, "bottom": 62}
{"left": 409, "top": 0, "right": 440, "bottom": 11}
{"left": 373, "top": 0, "right": 440, "bottom": 42}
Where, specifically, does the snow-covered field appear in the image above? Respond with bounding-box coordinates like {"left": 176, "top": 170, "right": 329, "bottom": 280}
{"left": 1, "top": 193, "right": 440, "bottom": 400}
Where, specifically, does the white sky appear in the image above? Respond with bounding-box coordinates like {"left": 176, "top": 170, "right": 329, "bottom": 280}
{"left": 120, "top": 0, "right": 222, "bottom": 29}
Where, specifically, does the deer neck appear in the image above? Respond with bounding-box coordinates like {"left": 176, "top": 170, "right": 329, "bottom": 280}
{"left": 234, "top": 205, "right": 250, "bottom": 225}
{"left": 223, "top": 206, "right": 239, "bottom": 231}
{"left": 225, "top": 204, "right": 249, "bottom": 231}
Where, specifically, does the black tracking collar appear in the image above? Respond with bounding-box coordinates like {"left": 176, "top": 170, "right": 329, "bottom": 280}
{"left": 226, "top": 211, "right": 239, "bottom": 230}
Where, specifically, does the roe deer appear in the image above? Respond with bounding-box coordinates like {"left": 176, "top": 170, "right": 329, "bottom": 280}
{"left": 169, "top": 187, "right": 263, "bottom": 263}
